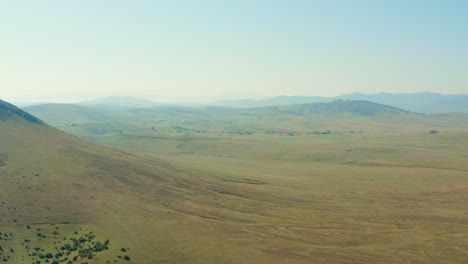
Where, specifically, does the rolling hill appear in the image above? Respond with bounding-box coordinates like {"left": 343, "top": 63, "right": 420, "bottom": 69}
{"left": 243, "top": 100, "right": 409, "bottom": 116}
{"left": 23, "top": 103, "right": 138, "bottom": 126}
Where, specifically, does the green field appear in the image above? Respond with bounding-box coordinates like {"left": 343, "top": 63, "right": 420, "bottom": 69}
{"left": 2, "top": 100, "right": 468, "bottom": 263}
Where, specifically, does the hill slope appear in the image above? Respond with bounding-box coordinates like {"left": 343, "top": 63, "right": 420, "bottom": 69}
{"left": 0, "top": 100, "right": 43, "bottom": 123}
{"left": 23, "top": 103, "right": 138, "bottom": 126}
{"left": 252, "top": 100, "right": 409, "bottom": 116}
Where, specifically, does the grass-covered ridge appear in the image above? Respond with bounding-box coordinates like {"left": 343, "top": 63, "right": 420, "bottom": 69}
{"left": 0, "top": 100, "right": 42, "bottom": 123}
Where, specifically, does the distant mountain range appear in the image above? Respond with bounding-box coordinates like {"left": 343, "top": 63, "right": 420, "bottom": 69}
{"left": 16, "top": 92, "right": 468, "bottom": 113}
{"left": 211, "top": 93, "right": 468, "bottom": 113}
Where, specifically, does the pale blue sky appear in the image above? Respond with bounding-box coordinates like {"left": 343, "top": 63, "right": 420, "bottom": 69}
{"left": 1, "top": 0, "right": 467, "bottom": 102}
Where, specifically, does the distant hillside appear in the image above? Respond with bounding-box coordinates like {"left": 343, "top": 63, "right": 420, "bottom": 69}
{"left": 210, "top": 93, "right": 468, "bottom": 113}
{"left": 262, "top": 100, "right": 409, "bottom": 116}
{"left": 124, "top": 100, "right": 409, "bottom": 119}
{"left": 24, "top": 103, "right": 138, "bottom": 126}
{"left": 79, "top": 96, "right": 159, "bottom": 109}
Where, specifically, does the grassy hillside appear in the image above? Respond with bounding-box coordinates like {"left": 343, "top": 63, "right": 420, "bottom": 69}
{"left": 243, "top": 100, "right": 409, "bottom": 116}
{"left": 23, "top": 104, "right": 139, "bottom": 126}
{"left": 5, "top": 99, "right": 468, "bottom": 263}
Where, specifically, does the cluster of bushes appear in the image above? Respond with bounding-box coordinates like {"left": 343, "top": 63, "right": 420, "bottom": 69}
{"left": 308, "top": 130, "right": 331, "bottom": 135}
{"left": 21, "top": 226, "right": 128, "bottom": 263}
{"left": 0, "top": 244, "right": 10, "bottom": 262}
{"left": 264, "top": 130, "right": 294, "bottom": 136}
{"left": 0, "top": 231, "right": 18, "bottom": 262}
{"left": 2, "top": 225, "right": 132, "bottom": 263}
{"left": 229, "top": 131, "right": 253, "bottom": 135}
{"left": 0, "top": 232, "right": 14, "bottom": 240}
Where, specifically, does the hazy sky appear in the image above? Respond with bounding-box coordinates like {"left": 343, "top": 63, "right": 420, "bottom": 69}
{"left": 1, "top": 0, "right": 468, "bottom": 103}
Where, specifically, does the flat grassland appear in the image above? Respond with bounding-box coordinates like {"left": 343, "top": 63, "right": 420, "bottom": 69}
{"left": 99, "top": 129, "right": 468, "bottom": 263}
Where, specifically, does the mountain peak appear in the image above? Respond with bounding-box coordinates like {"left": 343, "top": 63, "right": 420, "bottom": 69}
{"left": 0, "top": 99, "right": 42, "bottom": 123}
